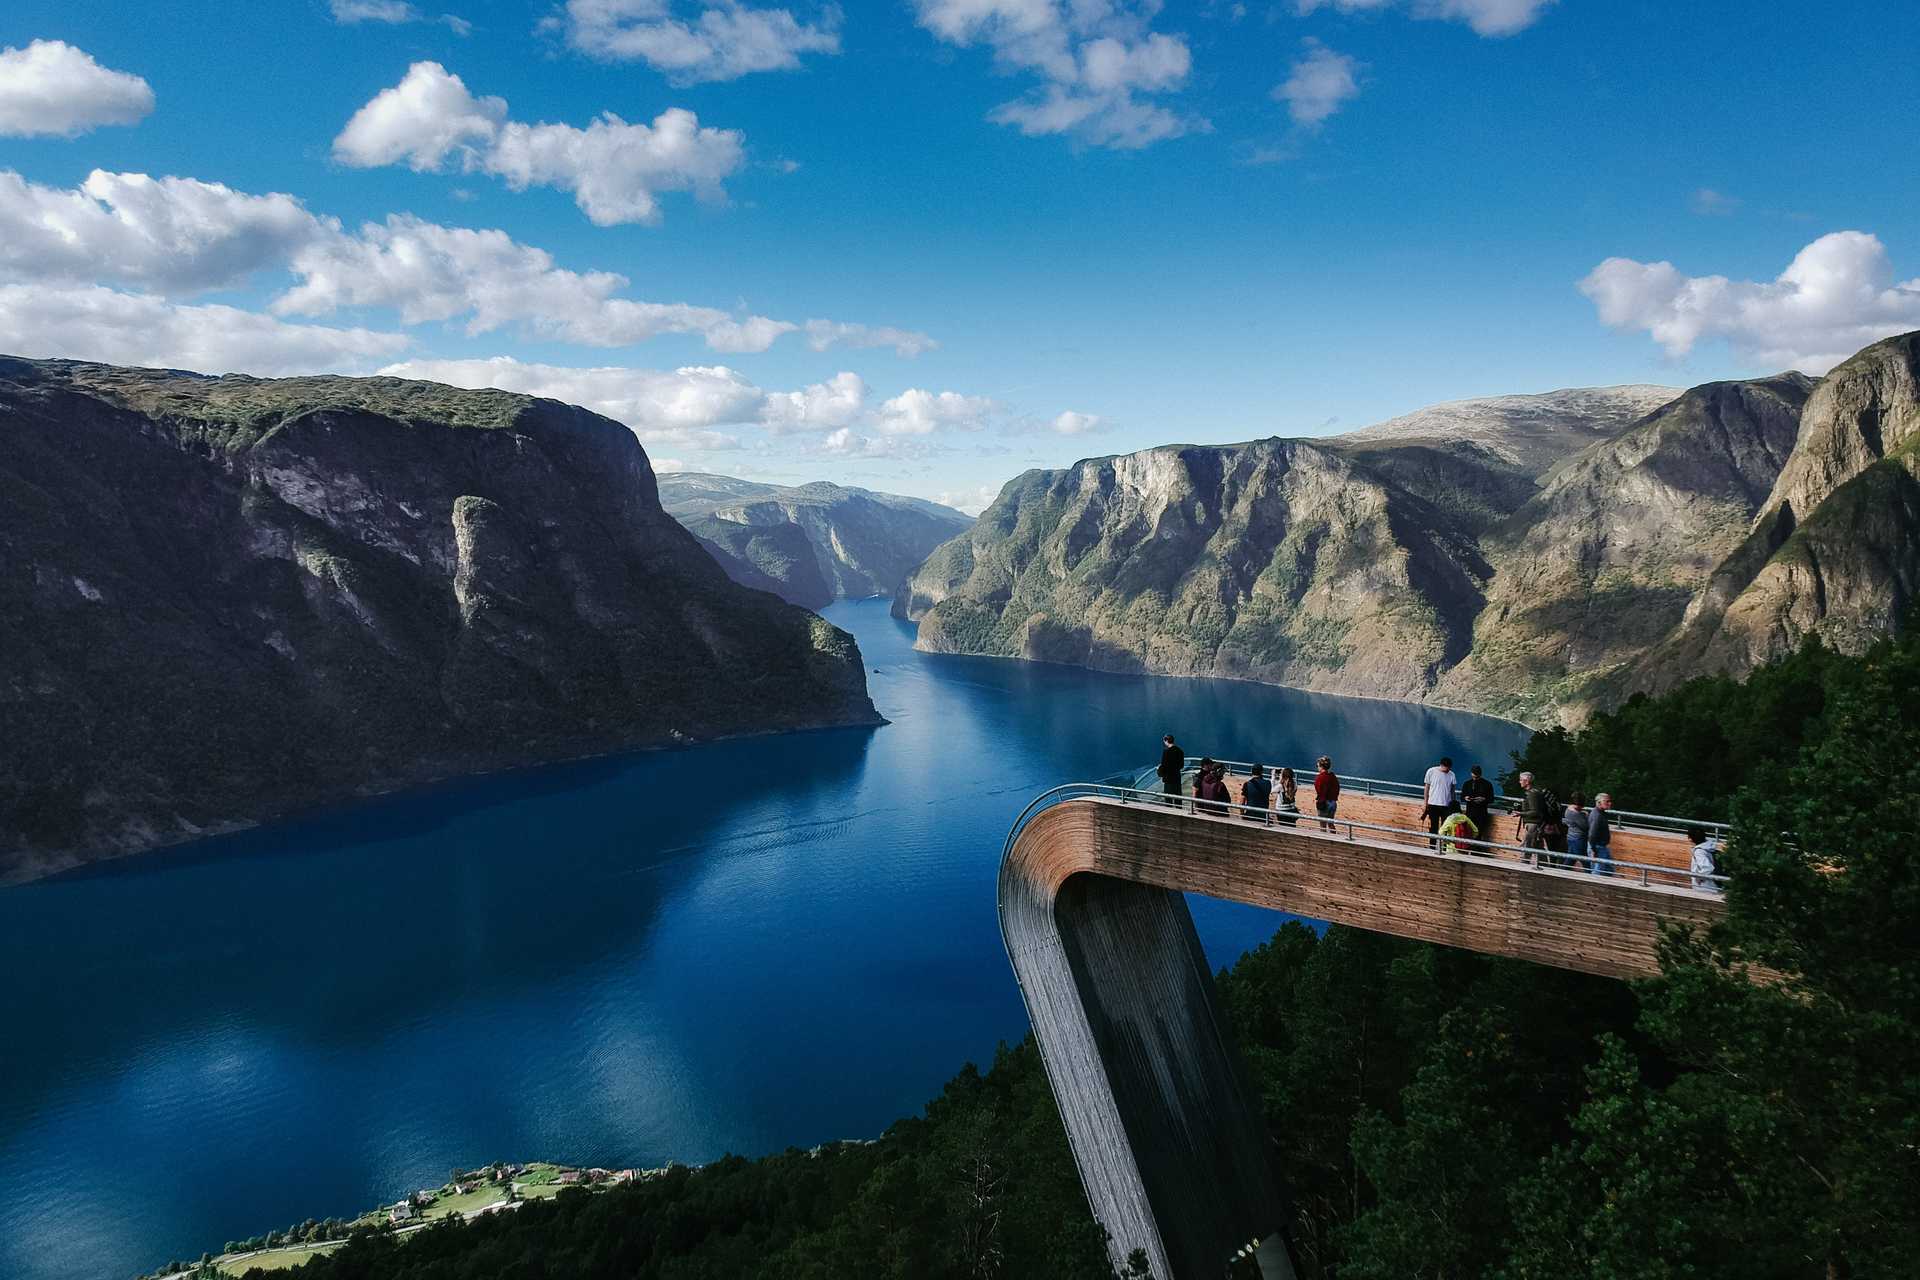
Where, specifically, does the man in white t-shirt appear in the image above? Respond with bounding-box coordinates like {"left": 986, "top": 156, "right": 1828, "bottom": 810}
{"left": 1422, "top": 756, "right": 1459, "bottom": 845}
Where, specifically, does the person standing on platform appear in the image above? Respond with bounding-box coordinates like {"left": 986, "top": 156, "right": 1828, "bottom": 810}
{"left": 1422, "top": 755, "right": 1460, "bottom": 845}
{"left": 1461, "top": 765, "right": 1495, "bottom": 848}
{"left": 1241, "top": 765, "right": 1273, "bottom": 823}
{"left": 1314, "top": 757, "right": 1341, "bottom": 832}
{"left": 1158, "top": 734, "right": 1185, "bottom": 807}
{"left": 1589, "top": 793, "right": 1616, "bottom": 875}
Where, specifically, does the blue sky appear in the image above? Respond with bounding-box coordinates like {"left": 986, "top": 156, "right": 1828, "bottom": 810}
{"left": 2, "top": 0, "right": 1917, "bottom": 510}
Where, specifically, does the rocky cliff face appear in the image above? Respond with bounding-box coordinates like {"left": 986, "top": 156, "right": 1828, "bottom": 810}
{"left": 658, "top": 473, "right": 972, "bottom": 608}
{"left": 898, "top": 355, "right": 1920, "bottom": 726}
{"left": 1631, "top": 332, "right": 1920, "bottom": 686}
{"left": 897, "top": 436, "right": 1496, "bottom": 702}
{"left": 0, "top": 358, "right": 880, "bottom": 883}
{"left": 1434, "top": 374, "right": 1812, "bottom": 723}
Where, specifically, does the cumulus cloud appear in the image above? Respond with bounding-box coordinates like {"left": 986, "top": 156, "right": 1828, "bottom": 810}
{"left": 1294, "top": 0, "right": 1552, "bottom": 37}
{"left": 932, "top": 483, "right": 1003, "bottom": 515}
{"left": 374, "top": 357, "right": 1009, "bottom": 458}
{"left": 912, "top": 0, "right": 1202, "bottom": 149}
{"left": 1050, "top": 409, "right": 1102, "bottom": 434}
{"left": 333, "top": 61, "right": 743, "bottom": 225}
{"left": 1580, "top": 231, "right": 1920, "bottom": 375}
{"left": 0, "top": 283, "right": 407, "bottom": 375}
{"left": 761, "top": 371, "right": 868, "bottom": 430}
{"left": 0, "top": 168, "right": 925, "bottom": 357}
{"left": 553, "top": 0, "right": 841, "bottom": 83}
{"left": 0, "top": 40, "right": 154, "bottom": 137}
{"left": 0, "top": 169, "right": 320, "bottom": 293}
{"left": 1273, "top": 39, "right": 1358, "bottom": 127}
{"left": 878, "top": 387, "right": 998, "bottom": 435}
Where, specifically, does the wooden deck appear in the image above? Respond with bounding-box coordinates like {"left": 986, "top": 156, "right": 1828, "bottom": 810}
{"left": 999, "top": 792, "right": 1723, "bottom": 1280}
{"left": 1201, "top": 766, "right": 1696, "bottom": 874}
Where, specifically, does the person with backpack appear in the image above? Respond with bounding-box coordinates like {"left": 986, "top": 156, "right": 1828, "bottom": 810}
{"left": 1241, "top": 765, "right": 1273, "bottom": 823}
{"left": 1515, "top": 772, "right": 1562, "bottom": 860}
{"left": 1194, "top": 757, "right": 1230, "bottom": 815}
{"left": 1157, "top": 734, "right": 1186, "bottom": 807}
{"left": 1688, "top": 824, "right": 1723, "bottom": 892}
{"left": 1313, "top": 757, "right": 1341, "bottom": 832}
{"left": 1436, "top": 808, "right": 1480, "bottom": 854}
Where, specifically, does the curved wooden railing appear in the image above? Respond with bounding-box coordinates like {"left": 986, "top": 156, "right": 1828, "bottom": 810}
{"left": 999, "top": 786, "right": 1727, "bottom": 1280}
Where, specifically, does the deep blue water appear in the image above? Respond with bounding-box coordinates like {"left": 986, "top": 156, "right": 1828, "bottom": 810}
{"left": 0, "top": 600, "right": 1527, "bottom": 1280}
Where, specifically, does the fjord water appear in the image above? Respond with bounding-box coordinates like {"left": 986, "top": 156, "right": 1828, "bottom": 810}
{"left": 0, "top": 601, "right": 1526, "bottom": 1280}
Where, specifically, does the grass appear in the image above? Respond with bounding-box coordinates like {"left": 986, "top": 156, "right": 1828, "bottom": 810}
{"left": 216, "top": 1242, "right": 343, "bottom": 1274}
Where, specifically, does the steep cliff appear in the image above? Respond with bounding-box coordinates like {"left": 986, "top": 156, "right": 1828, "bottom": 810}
{"left": 658, "top": 473, "right": 972, "bottom": 607}
{"left": 1435, "top": 374, "right": 1812, "bottom": 723}
{"left": 0, "top": 358, "right": 880, "bottom": 883}
{"left": 894, "top": 375, "right": 1908, "bottom": 725}
{"left": 896, "top": 438, "right": 1494, "bottom": 701}
{"left": 1632, "top": 332, "right": 1920, "bottom": 686}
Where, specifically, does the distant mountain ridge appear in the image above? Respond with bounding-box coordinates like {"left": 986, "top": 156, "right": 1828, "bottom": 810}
{"left": 0, "top": 358, "right": 880, "bottom": 883}
{"left": 896, "top": 344, "right": 1920, "bottom": 726}
{"left": 658, "top": 473, "right": 973, "bottom": 609}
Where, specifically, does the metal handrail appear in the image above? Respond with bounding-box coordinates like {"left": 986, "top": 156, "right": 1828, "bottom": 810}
{"left": 1001, "top": 780, "right": 1729, "bottom": 893}
{"left": 1138, "top": 758, "right": 1729, "bottom": 836}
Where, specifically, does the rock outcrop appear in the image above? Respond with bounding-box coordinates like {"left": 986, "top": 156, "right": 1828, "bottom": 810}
{"left": 1631, "top": 332, "right": 1920, "bottom": 686}
{"left": 1434, "top": 374, "right": 1812, "bottom": 722}
{"left": 658, "top": 473, "right": 972, "bottom": 608}
{"left": 0, "top": 358, "right": 881, "bottom": 883}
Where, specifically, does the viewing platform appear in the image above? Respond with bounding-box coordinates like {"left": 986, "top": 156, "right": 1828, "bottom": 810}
{"left": 998, "top": 762, "right": 1729, "bottom": 1280}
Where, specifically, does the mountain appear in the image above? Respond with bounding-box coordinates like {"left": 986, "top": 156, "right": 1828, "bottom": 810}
{"left": 1631, "top": 332, "right": 1920, "bottom": 688}
{"left": 658, "top": 473, "right": 973, "bottom": 610}
{"left": 1433, "top": 374, "right": 1812, "bottom": 723}
{"left": 897, "top": 354, "right": 1920, "bottom": 726}
{"left": 0, "top": 358, "right": 881, "bottom": 884}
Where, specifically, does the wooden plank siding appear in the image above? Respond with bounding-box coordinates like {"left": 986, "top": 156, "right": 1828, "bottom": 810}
{"left": 999, "top": 796, "right": 1725, "bottom": 1280}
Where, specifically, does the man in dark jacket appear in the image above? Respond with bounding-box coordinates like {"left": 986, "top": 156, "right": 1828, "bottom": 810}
{"left": 1158, "top": 734, "right": 1185, "bottom": 806}
{"left": 1461, "top": 765, "right": 1495, "bottom": 850}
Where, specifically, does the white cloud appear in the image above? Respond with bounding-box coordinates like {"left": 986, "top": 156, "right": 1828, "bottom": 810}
{"left": 0, "top": 283, "right": 407, "bottom": 375}
{"left": 912, "top": 0, "right": 1202, "bottom": 149}
{"left": 1294, "top": 0, "right": 1552, "bottom": 37}
{"left": 1689, "top": 187, "right": 1740, "bottom": 217}
{"left": 1050, "top": 409, "right": 1102, "bottom": 434}
{"left": 762, "top": 371, "right": 868, "bottom": 430}
{"left": 802, "top": 318, "right": 937, "bottom": 357}
{"left": 554, "top": 0, "right": 841, "bottom": 83}
{"left": 1580, "top": 231, "right": 1920, "bottom": 375}
{"left": 878, "top": 387, "right": 997, "bottom": 434}
{"left": 0, "top": 40, "right": 154, "bottom": 138}
{"left": 0, "top": 168, "right": 918, "bottom": 357}
{"left": 275, "top": 213, "right": 798, "bottom": 351}
{"left": 933, "top": 483, "right": 1002, "bottom": 515}
{"left": 375, "top": 357, "right": 1009, "bottom": 458}
{"left": 331, "top": 0, "right": 421, "bottom": 21}
{"left": 1273, "top": 39, "right": 1358, "bottom": 127}
{"left": 330, "top": 1, "right": 476, "bottom": 32}
{"left": 0, "top": 169, "right": 322, "bottom": 293}
{"left": 333, "top": 62, "right": 743, "bottom": 225}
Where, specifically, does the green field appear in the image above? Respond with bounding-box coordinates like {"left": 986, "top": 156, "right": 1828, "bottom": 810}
{"left": 216, "top": 1242, "right": 343, "bottom": 1274}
